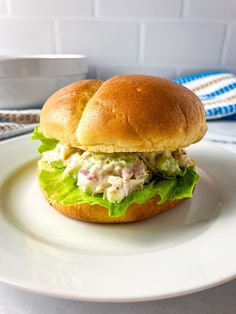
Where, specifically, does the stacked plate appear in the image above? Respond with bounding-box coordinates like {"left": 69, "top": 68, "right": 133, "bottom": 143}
{"left": 0, "top": 55, "right": 88, "bottom": 109}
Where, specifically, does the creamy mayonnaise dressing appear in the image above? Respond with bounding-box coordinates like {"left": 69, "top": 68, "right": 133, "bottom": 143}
{"left": 42, "top": 144, "right": 193, "bottom": 203}
{"left": 42, "top": 143, "right": 78, "bottom": 162}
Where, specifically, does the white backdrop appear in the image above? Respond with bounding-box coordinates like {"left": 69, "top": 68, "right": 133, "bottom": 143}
{"left": 0, "top": 0, "right": 235, "bottom": 79}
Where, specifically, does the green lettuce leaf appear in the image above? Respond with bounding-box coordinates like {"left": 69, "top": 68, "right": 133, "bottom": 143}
{"left": 39, "top": 164, "right": 199, "bottom": 217}
{"left": 32, "top": 125, "right": 58, "bottom": 154}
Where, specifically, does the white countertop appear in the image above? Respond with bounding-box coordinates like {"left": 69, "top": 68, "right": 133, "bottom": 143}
{"left": 1, "top": 120, "right": 236, "bottom": 314}
{"left": 0, "top": 279, "right": 236, "bottom": 314}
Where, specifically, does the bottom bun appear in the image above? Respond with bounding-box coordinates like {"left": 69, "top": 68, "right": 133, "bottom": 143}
{"left": 45, "top": 194, "right": 187, "bottom": 223}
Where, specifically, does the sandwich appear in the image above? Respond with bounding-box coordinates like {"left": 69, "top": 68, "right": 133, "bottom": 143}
{"left": 32, "top": 75, "right": 207, "bottom": 223}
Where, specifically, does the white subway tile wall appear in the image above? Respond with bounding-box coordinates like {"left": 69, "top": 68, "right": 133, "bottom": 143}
{"left": 98, "top": 0, "right": 182, "bottom": 18}
{"left": 0, "top": 0, "right": 235, "bottom": 79}
{"left": 143, "top": 22, "right": 225, "bottom": 64}
{"left": 59, "top": 20, "right": 139, "bottom": 62}
{"left": 0, "top": 0, "right": 6, "bottom": 14}
{"left": 96, "top": 66, "right": 175, "bottom": 80}
{"left": 186, "top": 0, "right": 236, "bottom": 20}
{"left": 0, "top": 20, "right": 55, "bottom": 54}
{"left": 223, "top": 25, "right": 236, "bottom": 65}
{"left": 10, "top": 0, "right": 93, "bottom": 17}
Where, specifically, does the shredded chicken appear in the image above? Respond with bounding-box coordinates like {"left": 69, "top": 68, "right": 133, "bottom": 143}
{"left": 42, "top": 144, "right": 193, "bottom": 203}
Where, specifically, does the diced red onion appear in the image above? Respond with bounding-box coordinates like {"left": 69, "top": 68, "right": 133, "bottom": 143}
{"left": 80, "top": 169, "right": 90, "bottom": 176}
{"left": 88, "top": 176, "right": 98, "bottom": 182}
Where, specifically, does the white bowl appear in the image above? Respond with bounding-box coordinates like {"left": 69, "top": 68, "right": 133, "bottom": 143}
{"left": 0, "top": 55, "right": 88, "bottom": 109}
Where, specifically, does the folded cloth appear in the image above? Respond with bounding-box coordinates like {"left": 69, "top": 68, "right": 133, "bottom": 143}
{"left": 0, "top": 109, "right": 40, "bottom": 140}
{"left": 173, "top": 71, "right": 236, "bottom": 120}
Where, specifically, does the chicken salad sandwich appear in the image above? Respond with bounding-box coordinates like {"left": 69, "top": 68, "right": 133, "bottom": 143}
{"left": 32, "top": 75, "right": 207, "bottom": 223}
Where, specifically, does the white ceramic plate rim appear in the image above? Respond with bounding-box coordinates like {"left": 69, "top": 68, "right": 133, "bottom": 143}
{"left": 0, "top": 267, "right": 235, "bottom": 302}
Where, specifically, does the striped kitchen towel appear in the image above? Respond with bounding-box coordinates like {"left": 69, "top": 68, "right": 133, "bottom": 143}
{"left": 173, "top": 71, "right": 236, "bottom": 120}
{"left": 0, "top": 109, "right": 40, "bottom": 140}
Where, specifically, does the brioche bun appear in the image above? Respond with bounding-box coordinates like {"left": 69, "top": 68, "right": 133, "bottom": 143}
{"left": 40, "top": 75, "right": 207, "bottom": 152}
{"left": 44, "top": 193, "right": 186, "bottom": 223}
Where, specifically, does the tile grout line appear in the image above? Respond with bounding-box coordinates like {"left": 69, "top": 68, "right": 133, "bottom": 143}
{"left": 181, "top": 0, "right": 189, "bottom": 19}
{"left": 93, "top": 0, "right": 99, "bottom": 17}
{"left": 5, "top": 0, "right": 11, "bottom": 15}
{"left": 0, "top": 14, "right": 233, "bottom": 25}
{"left": 219, "top": 24, "right": 231, "bottom": 65}
{"left": 138, "top": 22, "right": 145, "bottom": 64}
{"left": 53, "top": 20, "right": 61, "bottom": 54}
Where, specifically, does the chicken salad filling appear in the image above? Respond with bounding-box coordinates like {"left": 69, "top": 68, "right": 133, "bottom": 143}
{"left": 42, "top": 143, "right": 194, "bottom": 204}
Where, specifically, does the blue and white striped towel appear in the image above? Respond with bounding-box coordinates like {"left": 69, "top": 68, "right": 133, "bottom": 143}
{"left": 173, "top": 71, "right": 236, "bottom": 120}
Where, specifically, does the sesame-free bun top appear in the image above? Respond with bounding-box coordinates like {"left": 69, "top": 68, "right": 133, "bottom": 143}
{"left": 76, "top": 75, "right": 207, "bottom": 152}
{"left": 40, "top": 80, "right": 103, "bottom": 146}
{"left": 40, "top": 75, "right": 207, "bottom": 152}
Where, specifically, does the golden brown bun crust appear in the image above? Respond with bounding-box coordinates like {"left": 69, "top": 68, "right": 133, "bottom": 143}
{"left": 77, "top": 75, "right": 207, "bottom": 152}
{"left": 44, "top": 194, "right": 186, "bottom": 223}
{"left": 40, "top": 80, "right": 103, "bottom": 146}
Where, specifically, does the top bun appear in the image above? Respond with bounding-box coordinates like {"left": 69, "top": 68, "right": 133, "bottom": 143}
{"left": 40, "top": 80, "right": 103, "bottom": 146}
{"left": 76, "top": 75, "right": 207, "bottom": 152}
{"left": 40, "top": 75, "right": 207, "bottom": 152}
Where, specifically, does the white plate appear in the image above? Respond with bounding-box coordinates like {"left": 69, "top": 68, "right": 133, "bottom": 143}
{"left": 0, "top": 135, "right": 236, "bottom": 302}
